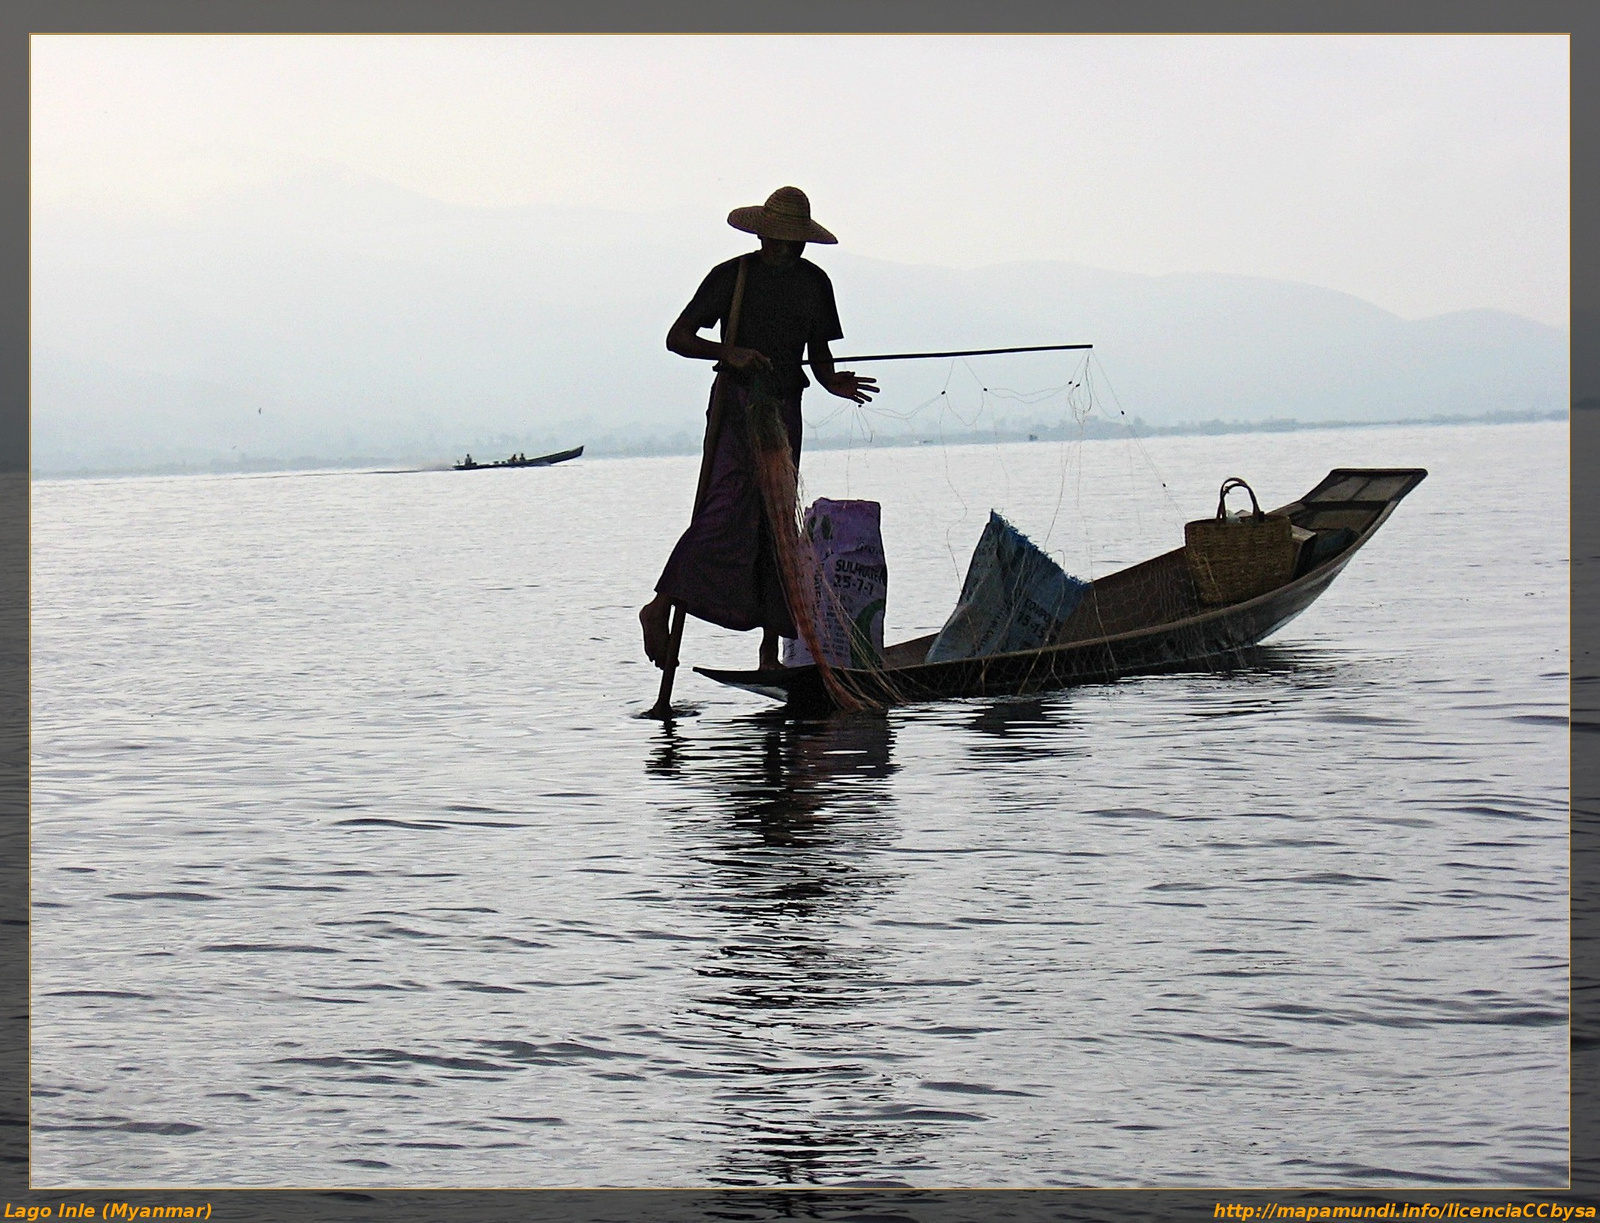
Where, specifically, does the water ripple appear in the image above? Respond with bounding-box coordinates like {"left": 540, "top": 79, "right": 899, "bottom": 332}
{"left": 28, "top": 423, "right": 1569, "bottom": 1188}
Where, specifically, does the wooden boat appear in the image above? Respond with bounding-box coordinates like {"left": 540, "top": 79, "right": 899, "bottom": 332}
{"left": 455, "top": 445, "right": 583, "bottom": 471}
{"left": 696, "top": 467, "right": 1427, "bottom": 714}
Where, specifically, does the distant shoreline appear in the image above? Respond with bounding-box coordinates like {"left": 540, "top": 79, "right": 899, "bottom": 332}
{"left": 32, "top": 408, "right": 1568, "bottom": 480}
{"left": 802, "top": 407, "right": 1570, "bottom": 452}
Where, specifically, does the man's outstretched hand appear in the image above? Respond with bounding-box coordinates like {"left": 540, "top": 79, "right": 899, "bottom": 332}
{"left": 821, "top": 370, "right": 878, "bottom": 404}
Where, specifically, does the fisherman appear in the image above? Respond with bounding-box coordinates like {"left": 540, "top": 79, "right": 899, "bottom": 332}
{"left": 640, "top": 186, "right": 878, "bottom": 671}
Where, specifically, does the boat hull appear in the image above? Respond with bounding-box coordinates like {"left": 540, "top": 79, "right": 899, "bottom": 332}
{"left": 455, "top": 445, "right": 583, "bottom": 471}
{"left": 695, "top": 467, "right": 1424, "bottom": 714}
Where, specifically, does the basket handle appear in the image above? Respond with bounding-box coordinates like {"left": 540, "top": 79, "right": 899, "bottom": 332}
{"left": 1216, "top": 477, "right": 1264, "bottom": 521}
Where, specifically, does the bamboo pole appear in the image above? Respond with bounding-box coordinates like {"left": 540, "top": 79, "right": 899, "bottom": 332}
{"left": 802, "top": 342, "right": 1091, "bottom": 365}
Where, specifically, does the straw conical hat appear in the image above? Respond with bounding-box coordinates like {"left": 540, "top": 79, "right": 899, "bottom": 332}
{"left": 727, "top": 186, "right": 837, "bottom": 244}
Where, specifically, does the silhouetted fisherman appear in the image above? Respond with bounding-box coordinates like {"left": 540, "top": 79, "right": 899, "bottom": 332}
{"left": 640, "top": 187, "right": 878, "bottom": 671}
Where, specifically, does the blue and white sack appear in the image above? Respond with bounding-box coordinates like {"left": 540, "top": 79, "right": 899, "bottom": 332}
{"left": 782, "top": 499, "right": 888, "bottom": 670}
{"left": 925, "top": 512, "right": 1089, "bottom": 663}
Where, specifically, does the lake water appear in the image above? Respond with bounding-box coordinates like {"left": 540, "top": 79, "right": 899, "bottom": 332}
{"left": 28, "top": 420, "right": 1568, "bottom": 1189}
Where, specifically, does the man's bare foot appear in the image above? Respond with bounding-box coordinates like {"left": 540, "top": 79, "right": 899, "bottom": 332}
{"left": 640, "top": 597, "right": 671, "bottom": 667}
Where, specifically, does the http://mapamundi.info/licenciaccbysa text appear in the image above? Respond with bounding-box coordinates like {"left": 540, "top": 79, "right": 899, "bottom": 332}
{"left": 1214, "top": 1205, "right": 1595, "bottom": 1220}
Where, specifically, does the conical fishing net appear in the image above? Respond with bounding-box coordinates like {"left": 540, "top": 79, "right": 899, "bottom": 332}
{"left": 741, "top": 375, "right": 873, "bottom": 712}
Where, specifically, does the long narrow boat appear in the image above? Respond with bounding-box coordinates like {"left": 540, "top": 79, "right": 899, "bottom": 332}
{"left": 696, "top": 467, "right": 1427, "bottom": 714}
{"left": 455, "top": 445, "right": 584, "bottom": 471}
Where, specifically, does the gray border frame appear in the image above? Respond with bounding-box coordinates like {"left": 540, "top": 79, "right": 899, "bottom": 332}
{"left": 3, "top": 4, "right": 1590, "bottom": 1220}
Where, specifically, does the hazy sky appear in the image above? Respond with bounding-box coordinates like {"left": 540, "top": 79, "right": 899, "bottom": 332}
{"left": 32, "top": 33, "right": 1568, "bottom": 325}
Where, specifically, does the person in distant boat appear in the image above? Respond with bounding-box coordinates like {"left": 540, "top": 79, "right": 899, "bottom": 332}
{"left": 639, "top": 186, "right": 878, "bottom": 671}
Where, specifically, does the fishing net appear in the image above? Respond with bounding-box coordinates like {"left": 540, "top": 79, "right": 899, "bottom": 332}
{"left": 793, "top": 351, "right": 1206, "bottom": 678}
{"left": 741, "top": 375, "right": 874, "bottom": 712}
{"left": 734, "top": 347, "right": 1237, "bottom": 707}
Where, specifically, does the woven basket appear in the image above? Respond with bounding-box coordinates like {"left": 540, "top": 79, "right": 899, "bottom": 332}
{"left": 1184, "top": 477, "right": 1307, "bottom": 606}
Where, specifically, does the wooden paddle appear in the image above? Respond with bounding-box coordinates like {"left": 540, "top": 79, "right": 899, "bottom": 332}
{"left": 647, "top": 256, "right": 750, "bottom": 719}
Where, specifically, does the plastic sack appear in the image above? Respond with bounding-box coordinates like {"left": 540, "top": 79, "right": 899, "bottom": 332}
{"left": 782, "top": 499, "right": 888, "bottom": 670}
{"left": 925, "top": 511, "right": 1089, "bottom": 663}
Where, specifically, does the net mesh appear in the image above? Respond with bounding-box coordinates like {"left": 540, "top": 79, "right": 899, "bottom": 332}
{"left": 749, "top": 350, "right": 1254, "bottom": 707}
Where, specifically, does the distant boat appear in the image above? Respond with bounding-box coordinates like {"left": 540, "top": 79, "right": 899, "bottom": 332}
{"left": 455, "top": 445, "right": 583, "bottom": 471}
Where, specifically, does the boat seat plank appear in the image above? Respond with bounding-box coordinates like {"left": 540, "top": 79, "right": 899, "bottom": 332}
{"left": 1051, "top": 548, "right": 1201, "bottom": 645}
{"left": 1304, "top": 468, "right": 1427, "bottom": 504}
{"left": 882, "top": 634, "right": 937, "bottom": 669}
{"left": 1295, "top": 507, "right": 1385, "bottom": 533}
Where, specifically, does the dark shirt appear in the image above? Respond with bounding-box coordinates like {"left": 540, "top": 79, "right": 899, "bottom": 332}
{"left": 681, "top": 255, "right": 844, "bottom": 395}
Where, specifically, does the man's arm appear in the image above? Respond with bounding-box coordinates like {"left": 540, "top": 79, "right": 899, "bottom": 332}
{"left": 666, "top": 312, "right": 773, "bottom": 375}
{"left": 808, "top": 339, "right": 878, "bottom": 404}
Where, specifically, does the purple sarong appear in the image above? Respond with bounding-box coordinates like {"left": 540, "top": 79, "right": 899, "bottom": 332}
{"left": 655, "top": 377, "right": 803, "bottom": 636}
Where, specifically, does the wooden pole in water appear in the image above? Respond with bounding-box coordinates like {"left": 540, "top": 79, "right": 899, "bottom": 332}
{"left": 648, "top": 257, "right": 750, "bottom": 720}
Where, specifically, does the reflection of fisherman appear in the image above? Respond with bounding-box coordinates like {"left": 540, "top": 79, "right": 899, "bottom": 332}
{"left": 640, "top": 187, "right": 878, "bottom": 671}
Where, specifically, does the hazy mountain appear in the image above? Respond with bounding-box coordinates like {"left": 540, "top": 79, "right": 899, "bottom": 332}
{"left": 31, "top": 167, "right": 1568, "bottom": 474}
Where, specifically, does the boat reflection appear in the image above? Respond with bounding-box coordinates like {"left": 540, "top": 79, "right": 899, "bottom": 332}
{"left": 647, "top": 710, "right": 898, "bottom": 944}
{"left": 951, "top": 645, "right": 1342, "bottom": 747}
{"left": 649, "top": 711, "right": 894, "bottom": 841}
{"left": 1195, "top": 643, "right": 1345, "bottom": 687}
{"left": 647, "top": 713, "right": 929, "bottom": 1186}
{"left": 962, "top": 692, "right": 1082, "bottom": 747}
